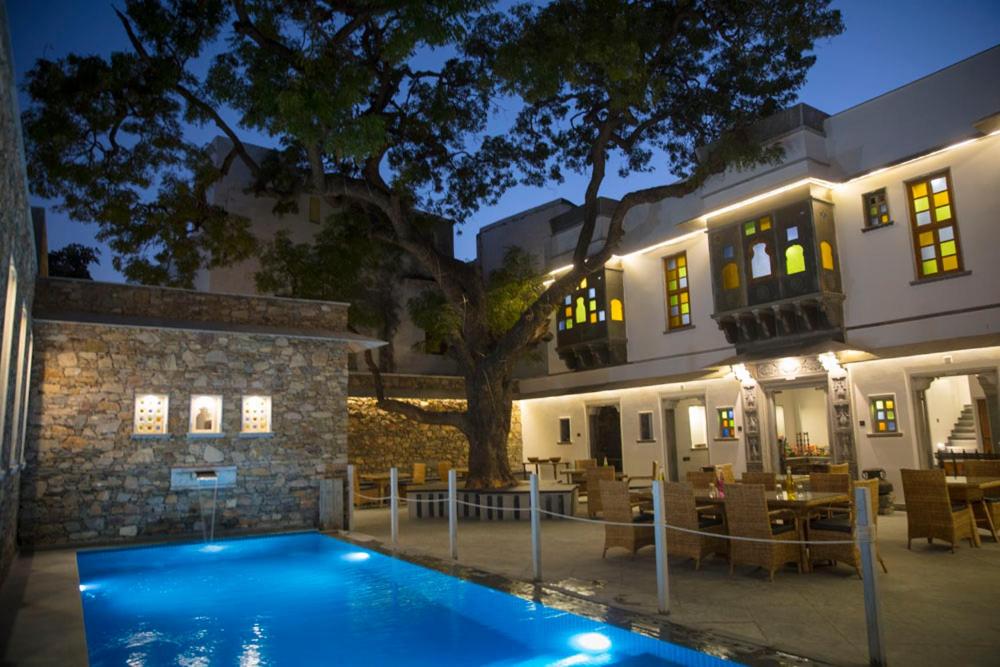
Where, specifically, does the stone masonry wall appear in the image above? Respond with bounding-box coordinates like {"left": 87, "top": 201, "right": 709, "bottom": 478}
{"left": 34, "top": 277, "right": 348, "bottom": 332}
{"left": 0, "top": 1, "right": 39, "bottom": 584}
{"left": 348, "top": 398, "right": 523, "bottom": 475}
{"left": 19, "top": 320, "right": 349, "bottom": 546}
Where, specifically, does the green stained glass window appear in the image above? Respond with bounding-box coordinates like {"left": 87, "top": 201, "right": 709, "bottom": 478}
{"left": 862, "top": 188, "right": 891, "bottom": 228}
{"left": 663, "top": 250, "right": 692, "bottom": 330}
{"left": 870, "top": 395, "right": 898, "bottom": 433}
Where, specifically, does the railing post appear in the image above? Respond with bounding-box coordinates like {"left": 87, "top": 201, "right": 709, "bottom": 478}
{"left": 448, "top": 469, "right": 458, "bottom": 560}
{"left": 346, "top": 464, "right": 355, "bottom": 532}
{"left": 390, "top": 466, "right": 399, "bottom": 547}
{"left": 530, "top": 473, "right": 541, "bottom": 582}
{"left": 856, "top": 486, "right": 887, "bottom": 666}
{"left": 652, "top": 479, "right": 670, "bottom": 614}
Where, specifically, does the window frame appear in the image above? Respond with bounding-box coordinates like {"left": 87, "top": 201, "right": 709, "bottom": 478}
{"left": 868, "top": 394, "right": 901, "bottom": 436}
{"left": 133, "top": 392, "right": 170, "bottom": 436}
{"left": 189, "top": 394, "right": 224, "bottom": 436}
{"left": 861, "top": 187, "right": 893, "bottom": 230}
{"left": 717, "top": 406, "right": 736, "bottom": 439}
{"left": 558, "top": 416, "right": 572, "bottom": 444}
{"left": 0, "top": 262, "right": 18, "bottom": 466}
{"left": 662, "top": 250, "right": 693, "bottom": 331}
{"left": 905, "top": 169, "right": 965, "bottom": 281}
{"left": 241, "top": 394, "right": 273, "bottom": 435}
{"left": 637, "top": 411, "right": 655, "bottom": 442}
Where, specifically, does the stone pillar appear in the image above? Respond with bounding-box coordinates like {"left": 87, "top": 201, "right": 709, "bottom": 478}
{"left": 827, "top": 372, "right": 858, "bottom": 478}
{"left": 910, "top": 376, "right": 935, "bottom": 468}
{"left": 976, "top": 372, "right": 999, "bottom": 454}
{"left": 741, "top": 382, "right": 764, "bottom": 472}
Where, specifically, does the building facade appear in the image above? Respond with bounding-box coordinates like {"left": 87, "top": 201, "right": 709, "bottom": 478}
{"left": 479, "top": 46, "right": 1000, "bottom": 502}
{"left": 0, "top": 0, "right": 39, "bottom": 581}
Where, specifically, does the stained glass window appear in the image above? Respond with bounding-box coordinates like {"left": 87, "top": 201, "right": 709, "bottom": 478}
{"left": 242, "top": 395, "right": 272, "bottom": 434}
{"left": 718, "top": 407, "right": 736, "bottom": 438}
{"left": 134, "top": 393, "right": 168, "bottom": 435}
{"left": 750, "top": 242, "right": 772, "bottom": 278}
{"left": 863, "top": 188, "right": 891, "bottom": 228}
{"left": 560, "top": 272, "right": 616, "bottom": 332}
{"left": 785, "top": 244, "right": 805, "bottom": 275}
{"left": 907, "top": 171, "right": 963, "bottom": 279}
{"left": 610, "top": 299, "right": 624, "bottom": 321}
{"left": 820, "top": 241, "right": 835, "bottom": 270}
{"left": 869, "top": 395, "right": 898, "bottom": 434}
{"left": 722, "top": 262, "right": 740, "bottom": 289}
{"left": 663, "top": 251, "right": 692, "bottom": 330}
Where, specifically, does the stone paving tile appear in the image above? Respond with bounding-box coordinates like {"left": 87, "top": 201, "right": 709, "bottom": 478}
{"left": 354, "top": 506, "right": 1000, "bottom": 667}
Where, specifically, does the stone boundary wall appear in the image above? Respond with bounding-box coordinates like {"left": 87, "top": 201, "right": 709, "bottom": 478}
{"left": 20, "top": 319, "right": 349, "bottom": 547}
{"left": 34, "top": 277, "right": 348, "bottom": 332}
{"left": 348, "top": 397, "right": 523, "bottom": 475}
{"left": 0, "top": 0, "right": 39, "bottom": 584}
{"left": 349, "top": 372, "right": 466, "bottom": 399}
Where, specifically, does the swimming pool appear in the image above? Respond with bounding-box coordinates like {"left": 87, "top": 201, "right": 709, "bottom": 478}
{"left": 77, "top": 532, "right": 738, "bottom": 666}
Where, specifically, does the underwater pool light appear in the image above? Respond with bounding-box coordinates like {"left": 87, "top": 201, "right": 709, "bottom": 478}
{"left": 341, "top": 552, "right": 371, "bottom": 562}
{"left": 570, "top": 632, "right": 612, "bottom": 653}
{"left": 199, "top": 544, "right": 225, "bottom": 553}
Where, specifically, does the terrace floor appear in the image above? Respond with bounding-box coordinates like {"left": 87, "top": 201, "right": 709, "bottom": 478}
{"left": 353, "top": 505, "right": 1000, "bottom": 667}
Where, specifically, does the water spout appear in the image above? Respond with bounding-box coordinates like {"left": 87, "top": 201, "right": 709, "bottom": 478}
{"left": 194, "top": 470, "right": 221, "bottom": 543}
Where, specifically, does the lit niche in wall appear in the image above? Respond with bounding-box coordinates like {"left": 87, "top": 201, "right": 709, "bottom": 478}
{"left": 189, "top": 395, "right": 223, "bottom": 435}
{"left": 241, "top": 395, "right": 272, "bottom": 434}
{"left": 134, "top": 393, "right": 169, "bottom": 435}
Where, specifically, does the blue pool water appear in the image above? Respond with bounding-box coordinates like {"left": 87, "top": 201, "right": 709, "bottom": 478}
{"left": 77, "top": 533, "right": 736, "bottom": 666}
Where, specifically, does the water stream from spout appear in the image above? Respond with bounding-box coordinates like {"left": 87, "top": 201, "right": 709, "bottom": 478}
{"left": 197, "top": 474, "right": 221, "bottom": 543}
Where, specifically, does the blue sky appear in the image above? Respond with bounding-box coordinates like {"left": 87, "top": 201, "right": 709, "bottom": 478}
{"left": 8, "top": 0, "right": 1000, "bottom": 282}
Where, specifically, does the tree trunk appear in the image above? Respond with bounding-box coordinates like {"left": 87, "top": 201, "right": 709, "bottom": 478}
{"left": 463, "top": 365, "right": 518, "bottom": 489}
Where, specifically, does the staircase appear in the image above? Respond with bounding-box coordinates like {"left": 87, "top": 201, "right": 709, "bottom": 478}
{"left": 947, "top": 404, "right": 979, "bottom": 449}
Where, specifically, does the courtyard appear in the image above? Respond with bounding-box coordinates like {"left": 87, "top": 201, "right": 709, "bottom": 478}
{"left": 352, "top": 503, "right": 1000, "bottom": 667}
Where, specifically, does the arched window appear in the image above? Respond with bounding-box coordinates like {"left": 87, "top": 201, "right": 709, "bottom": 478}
{"left": 820, "top": 241, "right": 835, "bottom": 270}
{"left": 750, "top": 242, "right": 772, "bottom": 279}
{"left": 575, "top": 297, "right": 586, "bottom": 323}
{"left": 722, "top": 262, "right": 740, "bottom": 290}
{"left": 785, "top": 244, "right": 806, "bottom": 275}
{"left": 610, "top": 298, "right": 624, "bottom": 321}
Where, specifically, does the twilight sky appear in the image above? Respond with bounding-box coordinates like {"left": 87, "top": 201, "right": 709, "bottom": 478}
{"left": 7, "top": 0, "right": 1000, "bottom": 282}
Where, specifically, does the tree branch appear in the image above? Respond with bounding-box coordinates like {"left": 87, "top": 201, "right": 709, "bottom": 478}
{"left": 362, "top": 348, "right": 468, "bottom": 430}
{"left": 231, "top": 0, "right": 302, "bottom": 71}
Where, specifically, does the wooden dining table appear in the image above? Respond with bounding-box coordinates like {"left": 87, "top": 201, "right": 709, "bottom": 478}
{"left": 360, "top": 471, "right": 413, "bottom": 503}
{"left": 947, "top": 476, "right": 1000, "bottom": 542}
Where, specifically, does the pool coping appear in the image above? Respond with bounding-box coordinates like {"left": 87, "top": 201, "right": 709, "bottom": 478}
{"left": 330, "top": 530, "right": 835, "bottom": 667}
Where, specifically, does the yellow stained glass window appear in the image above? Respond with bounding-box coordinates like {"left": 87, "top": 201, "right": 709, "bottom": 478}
{"left": 579, "top": 278, "right": 587, "bottom": 289}
{"left": 785, "top": 244, "right": 805, "bottom": 275}
{"left": 760, "top": 216, "right": 772, "bottom": 231}
{"left": 820, "top": 241, "right": 834, "bottom": 270}
{"left": 722, "top": 262, "right": 740, "bottom": 290}
{"left": 908, "top": 172, "right": 962, "bottom": 279}
{"left": 663, "top": 251, "right": 692, "bottom": 329}
{"left": 590, "top": 313, "right": 597, "bottom": 323}
{"left": 610, "top": 298, "right": 624, "bottom": 321}
{"left": 575, "top": 297, "right": 586, "bottom": 323}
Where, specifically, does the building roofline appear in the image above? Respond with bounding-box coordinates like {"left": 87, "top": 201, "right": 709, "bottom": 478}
{"left": 477, "top": 198, "right": 578, "bottom": 235}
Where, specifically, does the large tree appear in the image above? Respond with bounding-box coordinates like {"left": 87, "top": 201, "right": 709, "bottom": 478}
{"left": 24, "top": 0, "right": 841, "bottom": 488}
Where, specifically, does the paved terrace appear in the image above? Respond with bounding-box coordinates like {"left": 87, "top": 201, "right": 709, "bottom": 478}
{"left": 353, "top": 504, "right": 1000, "bottom": 667}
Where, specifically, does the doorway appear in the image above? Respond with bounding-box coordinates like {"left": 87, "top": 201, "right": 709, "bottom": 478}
{"left": 663, "top": 398, "right": 710, "bottom": 481}
{"left": 768, "top": 383, "right": 830, "bottom": 472}
{"left": 917, "top": 374, "right": 996, "bottom": 462}
{"left": 588, "top": 405, "right": 623, "bottom": 472}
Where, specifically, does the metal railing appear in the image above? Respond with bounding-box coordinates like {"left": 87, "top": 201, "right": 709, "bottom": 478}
{"left": 347, "top": 465, "right": 887, "bottom": 667}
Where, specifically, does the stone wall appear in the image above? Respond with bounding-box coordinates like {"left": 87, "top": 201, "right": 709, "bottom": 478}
{"left": 34, "top": 277, "right": 348, "bottom": 332}
{"left": 348, "top": 397, "right": 523, "bottom": 475}
{"left": 0, "top": 1, "right": 39, "bottom": 584}
{"left": 19, "top": 318, "right": 350, "bottom": 547}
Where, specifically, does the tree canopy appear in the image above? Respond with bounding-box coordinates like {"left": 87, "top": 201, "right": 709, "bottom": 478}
{"left": 23, "top": 0, "right": 843, "bottom": 487}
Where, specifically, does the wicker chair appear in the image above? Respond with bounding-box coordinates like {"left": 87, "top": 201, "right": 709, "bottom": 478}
{"left": 809, "top": 478, "right": 888, "bottom": 575}
{"left": 665, "top": 482, "right": 728, "bottom": 568}
{"left": 437, "top": 460, "right": 452, "bottom": 481}
{"left": 742, "top": 472, "right": 777, "bottom": 488}
{"left": 601, "top": 480, "right": 654, "bottom": 557}
{"left": 725, "top": 484, "right": 801, "bottom": 580}
{"left": 827, "top": 463, "right": 850, "bottom": 475}
{"left": 810, "top": 472, "right": 851, "bottom": 517}
{"left": 957, "top": 460, "right": 1000, "bottom": 540}
{"left": 586, "top": 466, "right": 617, "bottom": 517}
{"left": 900, "top": 469, "right": 978, "bottom": 551}
{"left": 574, "top": 458, "right": 598, "bottom": 470}
{"left": 411, "top": 462, "right": 427, "bottom": 485}
{"left": 716, "top": 463, "right": 736, "bottom": 484}
{"left": 687, "top": 470, "right": 717, "bottom": 491}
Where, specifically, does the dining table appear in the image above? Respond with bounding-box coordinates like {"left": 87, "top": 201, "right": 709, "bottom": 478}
{"left": 523, "top": 459, "right": 572, "bottom": 480}
{"left": 360, "top": 471, "right": 413, "bottom": 503}
{"left": 946, "top": 476, "right": 1000, "bottom": 542}
{"left": 628, "top": 486, "right": 850, "bottom": 572}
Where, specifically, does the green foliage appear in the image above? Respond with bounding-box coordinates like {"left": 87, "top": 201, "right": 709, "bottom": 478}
{"left": 254, "top": 204, "right": 404, "bottom": 332}
{"left": 48, "top": 244, "right": 101, "bottom": 280}
{"left": 409, "top": 246, "right": 544, "bottom": 351}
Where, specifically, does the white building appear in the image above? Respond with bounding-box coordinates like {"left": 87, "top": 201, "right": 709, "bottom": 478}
{"left": 479, "top": 45, "right": 1000, "bottom": 502}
